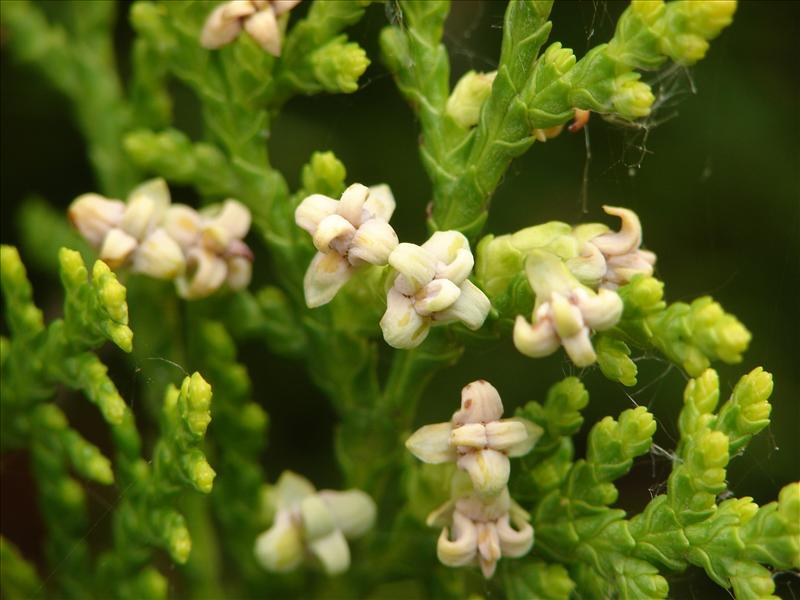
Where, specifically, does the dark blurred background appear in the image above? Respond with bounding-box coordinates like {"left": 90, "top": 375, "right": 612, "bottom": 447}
{"left": 2, "top": 1, "right": 799, "bottom": 597}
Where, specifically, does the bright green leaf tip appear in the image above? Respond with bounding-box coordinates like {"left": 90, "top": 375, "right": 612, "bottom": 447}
{"left": 0, "top": 536, "right": 43, "bottom": 600}
{"left": 620, "top": 284, "right": 753, "bottom": 376}
{"left": 86, "top": 456, "right": 114, "bottom": 485}
{"left": 0, "top": 245, "right": 45, "bottom": 335}
{"left": 311, "top": 36, "right": 370, "bottom": 94}
{"left": 193, "top": 459, "right": 216, "bottom": 495}
{"left": 134, "top": 568, "right": 169, "bottom": 600}
{"left": 301, "top": 151, "right": 347, "bottom": 197}
{"left": 619, "top": 275, "right": 666, "bottom": 317}
{"left": 727, "top": 367, "right": 773, "bottom": 434}
{"left": 596, "top": 336, "right": 637, "bottom": 386}
{"left": 170, "top": 527, "right": 192, "bottom": 565}
{"left": 102, "top": 393, "right": 128, "bottom": 425}
{"left": 59, "top": 478, "right": 86, "bottom": 509}
{"left": 58, "top": 247, "right": 87, "bottom": 288}
{"left": 182, "top": 372, "right": 212, "bottom": 437}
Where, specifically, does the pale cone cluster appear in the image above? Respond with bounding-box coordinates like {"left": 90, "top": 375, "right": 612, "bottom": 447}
{"left": 69, "top": 179, "right": 252, "bottom": 299}
{"left": 201, "top": 0, "right": 301, "bottom": 56}
{"left": 588, "top": 206, "right": 656, "bottom": 290}
{"left": 513, "top": 249, "right": 624, "bottom": 367}
{"left": 295, "top": 183, "right": 399, "bottom": 308}
{"left": 253, "top": 471, "right": 375, "bottom": 575}
{"left": 382, "top": 232, "right": 491, "bottom": 349}
{"left": 514, "top": 206, "right": 656, "bottom": 366}
{"left": 406, "top": 380, "right": 542, "bottom": 578}
{"left": 294, "top": 184, "right": 492, "bottom": 348}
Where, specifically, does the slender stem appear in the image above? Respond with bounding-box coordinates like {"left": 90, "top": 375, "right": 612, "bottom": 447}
{"left": 178, "top": 307, "right": 224, "bottom": 598}
{"left": 180, "top": 495, "right": 225, "bottom": 600}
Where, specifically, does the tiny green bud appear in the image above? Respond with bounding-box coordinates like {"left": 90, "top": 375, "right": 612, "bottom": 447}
{"left": 588, "top": 407, "right": 655, "bottom": 478}
{"left": 741, "top": 400, "right": 770, "bottom": 424}
{"left": 686, "top": 369, "right": 720, "bottom": 415}
{"left": 727, "top": 496, "right": 759, "bottom": 525}
{"left": 671, "top": 33, "right": 709, "bottom": 65}
{"left": 311, "top": 36, "right": 370, "bottom": 95}
{"left": 619, "top": 406, "right": 656, "bottom": 457}
{"left": 696, "top": 430, "right": 729, "bottom": 471}
{"left": 104, "top": 394, "right": 127, "bottom": 425}
{"left": 542, "top": 42, "right": 576, "bottom": 76}
{"left": 690, "top": 296, "right": 751, "bottom": 364}
{"left": 720, "top": 325, "right": 751, "bottom": 361}
{"left": 192, "top": 456, "right": 216, "bottom": 494}
{"left": 710, "top": 367, "right": 771, "bottom": 455}
{"left": 612, "top": 72, "right": 654, "bottom": 119}
{"left": 684, "top": 346, "right": 710, "bottom": 378}
{"left": 182, "top": 372, "right": 212, "bottom": 437}
{"left": 595, "top": 336, "right": 638, "bottom": 386}
{"left": 186, "top": 373, "right": 212, "bottom": 412}
{"left": 660, "top": 0, "right": 736, "bottom": 65}
{"left": 39, "top": 403, "right": 67, "bottom": 428}
{"left": 732, "top": 367, "right": 772, "bottom": 429}
{"left": 446, "top": 70, "right": 497, "bottom": 129}
{"left": 241, "top": 402, "right": 269, "bottom": 434}
{"left": 619, "top": 275, "right": 665, "bottom": 316}
{"left": 59, "top": 247, "right": 89, "bottom": 289}
{"left": 77, "top": 357, "right": 128, "bottom": 425}
{"left": 170, "top": 525, "right": 192, "bottom": 564}
{"left": 544, "top": 376, "right": 589, "bottom": 436}
{"left": 0, "top": 246, "right": 45, "bottom": 337}
{"left": 93, "top": 261, "right": 133, "bottom": 352}
{"left": 301, "top": 151, "right": 347, "bottom": 197}
{"left": 112, "top": 326, "right": 134, "bottom": 354}
{"left": 63, "top": 425, "right": 115, "bottom": 485}
{"left": 59, "top": 478, "right": 86, "bottom": 510}
{"left": 687, "top": 1, "right": 737, "bottom": 40}
{"left": 135, "top": 568, "right": 168, "bottom": 600}
{"left": 85, "top": 455, "right": 114, "bottom": 485}
{"left": 96, "top": 268, "right": 127, "bottom": 321}
{"left": 0, "top": 537, "right": 44, "bottom": 599}
{"left": 129, "top": 1, "right": 166, "bottom": 40}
